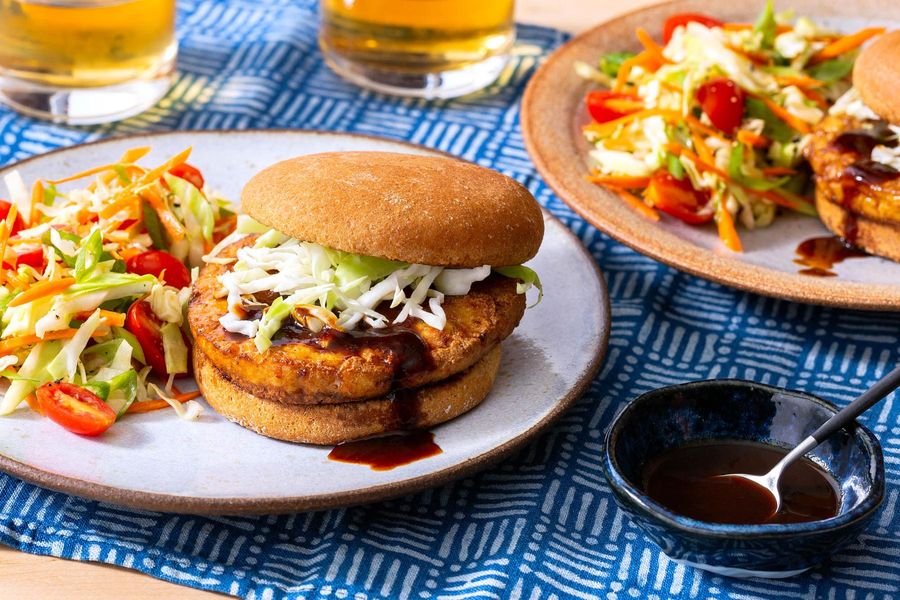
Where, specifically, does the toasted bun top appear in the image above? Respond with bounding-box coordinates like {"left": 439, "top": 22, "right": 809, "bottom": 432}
{"left": 854, "top": 30, "right": 900, "bottom": 125}
{"left": 241, "top": 152, "right": 544, "bottom": 267}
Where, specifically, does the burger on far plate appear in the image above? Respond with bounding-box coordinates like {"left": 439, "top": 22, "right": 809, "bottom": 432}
{"left": 807, "top": 30, "right": 900, "bottom": 261}
{"left": 188, "top": 152, "right": 544, "bottom": 445}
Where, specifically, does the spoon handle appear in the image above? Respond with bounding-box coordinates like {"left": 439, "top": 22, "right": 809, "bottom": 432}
{"left": 811, "top": 364, "right": 900, "bottom": 443}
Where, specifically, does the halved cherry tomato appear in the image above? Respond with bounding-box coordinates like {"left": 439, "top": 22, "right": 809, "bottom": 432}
{"left": 645, "top": 172, "right": 713, "bottom": 225}
{"left": 36, "top": 382, "right": 116, "bottom": 436}
{"left": 696, "top": 78, "right": 746, "bottom": 135}
{"left": 126, "top": 299, "right": 168, "bottom": 376}
{"left": 166, "top": 163, "right": 204, "bottom": 190}
{"left": 0, "top": 200, "right": 23, "bottom": 235}
{"left": 662, "top": 13, "right": 724, "bottom": 44}
{"left": 125, "top": 249, "right": 191, "bottom": 289}
{"left": 8, "top": 247, "right": 45, "bottom": 270}
{"left": 586, "top": 91, "right": 642, "bottom": 124}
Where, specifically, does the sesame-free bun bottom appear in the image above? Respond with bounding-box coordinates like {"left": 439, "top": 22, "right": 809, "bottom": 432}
{"left": 816, "top": 193, "right": 900, "bottom": 262}
{"left": 194, "top": 345, "right": 502, "bottom": 445}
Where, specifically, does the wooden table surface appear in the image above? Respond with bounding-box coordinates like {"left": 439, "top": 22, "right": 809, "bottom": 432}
{"left": 0, "top": 0, "right": 660, "bottom": 597}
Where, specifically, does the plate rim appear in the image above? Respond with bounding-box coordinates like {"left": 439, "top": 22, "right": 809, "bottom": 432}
{"left": 521, "top": 0, "right": 900, "bottom": 311}
{"left": 0, "top": 129, "right": 611, "bottom": 515}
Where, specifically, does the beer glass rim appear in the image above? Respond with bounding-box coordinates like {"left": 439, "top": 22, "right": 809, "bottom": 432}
{"left": 12, "top": 0, "right": 169, "bottom": 6}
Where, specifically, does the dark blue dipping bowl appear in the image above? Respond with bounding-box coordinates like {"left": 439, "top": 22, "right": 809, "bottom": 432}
{"left": 602, "top": 379, "right": 884, "bottom": 578}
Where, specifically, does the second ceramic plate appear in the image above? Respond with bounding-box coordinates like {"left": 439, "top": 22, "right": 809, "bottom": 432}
{"left": 522, "top": 0, "right": 900, "bottom": 310}
{"left": 0, "top": 130, "right": 609, "bottom": 514}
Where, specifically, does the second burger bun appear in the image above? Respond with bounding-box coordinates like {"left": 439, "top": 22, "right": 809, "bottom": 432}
{"left": 854, "top": 30, "right": 900, "bottom": 125}
{"left": 241, "top": 152, "right": 544, "bottom": 268}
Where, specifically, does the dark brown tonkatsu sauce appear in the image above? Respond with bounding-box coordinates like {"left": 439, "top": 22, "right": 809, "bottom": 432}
{"left": 272, "top": 321, "right": 434, "bottom": 380}
{"left": 328, "top": 431, "right": 442, "bottom": 470}
{"left": 844, "top": 159, "right": 900, "bottom": 186}
{"left": 831, "top": 120, "right": 900, "bottom": 189}
{"left": 832, "top": 122, "right": 897, "bottom": 156}
{"left": 641, "top": 441, "right": 839, "bottom": 525}
{"left": 794, "top": 236, "right": 867, "bottom": 277}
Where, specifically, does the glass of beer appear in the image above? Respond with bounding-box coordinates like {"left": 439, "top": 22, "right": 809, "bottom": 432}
{"left": 0, "top": 0, "right": 177, "bottom": 125}
{"left": 319, "top": 0, "right": 515, "bottom": 99}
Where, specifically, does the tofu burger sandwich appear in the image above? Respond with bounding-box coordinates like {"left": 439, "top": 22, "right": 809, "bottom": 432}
{"left": 807, "top": 30, "right": 900, "bottom": 261}
{"left": 189, "top": 152, "right": 544, "bottom": 445}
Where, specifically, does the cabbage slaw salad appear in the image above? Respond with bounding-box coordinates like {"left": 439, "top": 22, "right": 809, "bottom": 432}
{"left": 577, "top": 1, "right": 883, "bottom": 251}
{"left": 206, "top": 220, "right": 543, "bottom": 352}
{"left": 0, "top": 147, "right": 235, "bottom": 436}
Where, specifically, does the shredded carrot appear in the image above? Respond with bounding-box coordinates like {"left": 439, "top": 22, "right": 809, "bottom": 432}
{"left": 810, "top": 27, "right": 885, "bottom": 63}
{"left": 607, "top": 186, "right": 660, "bottom": 221}
{"left": 691, "top": 132, "right": 716, "bottom": 166}
{"left": 8, "top": 276, "right": 75, "bottom": 307}
{"left": 98, "top": 193, "right": 140, "bottom": 220}
{"left": 682, "top": 115, "right": 730, "bottom": 143}
{"left": 0, "top": 221, "right": 9, "bottom": 286}
{"left": 659, "top": 80, "right": 683, "bottom": 94}
{"left": 665, "top": 143, "right": 729, "bottom": 179}
{"left": 5, "top": 203, "right": 18, "bottom": 234}
{"left": 737, "top": 129, "right": 770, "bottom": 148}
{"left": 24, "top": 181, "right": 45, "bottom": 228}
{"left": 126, "top": 391, "right": 202, "bottom": 415}
{"left": 74, "top": 309, "right": 126, "bottom": 327}
{"left": 761, "top": 166, "right": 797, "bottom": 176}
{"left": 8, "top": 238, "right": 42, "bottom": 246}
{"left": 119, "top": 246, "right": 144, "bottom": 261}
{"left": 725, "top": 44, "right": 770, "bottom": 66}
{"left": 141, "top": 189, "right": 185, "bottom": 241}
{"left": 798, "top": 87, "right": 829, "bottom": 111}
{"left": 774, "top": 75, "right": 825, "bottom": 89}
{"left": 0, "top": 329, "right": 78, "bottom": 355}
{"left": 604, "top": 98, "right": 646, "bottom": 113}
{"left": 48, "top": 164, "right": 122, "bottom": 185}
{"left": 753, "top": 94, "right": 811, "bottom": 134}
{"left": 723, "top": 23, "right": 792, "bottom": 34}
{"left": 118, "top": 146, "right": 152, "bottom": 164}
{"left": 614, "top": 51, "right": 661, "bottom": 92}
{"left": 587, "top": 174, "right": 651, "bottom": 188}
{"left": 635, "top": 28, "right": 671, "bottom": 66}
{"left": 585, "top": 108, "right": 680, "bottom": 137}
{"left": 139, "top": 147, "right": 192, "bottom": 186}
{"left": 715, "top": 202, "right": 743, "bottom": 252}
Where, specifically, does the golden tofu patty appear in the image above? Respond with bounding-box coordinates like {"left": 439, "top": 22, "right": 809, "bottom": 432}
{"left": 188, "top": 238, "right": 525, "bottom": 404}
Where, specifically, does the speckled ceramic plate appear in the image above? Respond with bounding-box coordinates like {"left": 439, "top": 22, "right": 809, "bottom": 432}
{"left": 522, "top": 0, "right": 900, "bottom": 310}
{"left": 0, "top": 131, "right": 609, "bottom": 514}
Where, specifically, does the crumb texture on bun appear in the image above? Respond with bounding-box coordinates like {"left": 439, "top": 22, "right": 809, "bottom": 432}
{"left": 854, "top": 30, "right": 900, "bottom": 125}
{"left": 241, "top": 152, "right": 544, "bottom": 268}
{"left": 194, "top": 346, "right": 501, "bottom": 445}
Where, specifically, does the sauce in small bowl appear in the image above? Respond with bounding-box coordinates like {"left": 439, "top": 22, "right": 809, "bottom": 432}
{"left": 602, "top": 380, "right": 884, "bottom": 579}
{"left": 642, "top": 441, "right": 839, "bottom": 525}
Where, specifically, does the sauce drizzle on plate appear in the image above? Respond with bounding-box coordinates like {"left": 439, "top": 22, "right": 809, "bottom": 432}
{"left": 794, "top": 236, "right": 867, "bottom": 277}
{"left": 328, "top": 431, "right": 442, "bottom": 470}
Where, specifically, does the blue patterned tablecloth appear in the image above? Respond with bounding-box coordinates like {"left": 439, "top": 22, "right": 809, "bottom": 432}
{"left": 1, "top": 1, "right": 898, "bottom": 598}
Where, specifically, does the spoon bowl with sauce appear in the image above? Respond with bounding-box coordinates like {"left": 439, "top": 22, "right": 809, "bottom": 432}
{"left": 602, "top": 379, "right": 885, "bottom": 579}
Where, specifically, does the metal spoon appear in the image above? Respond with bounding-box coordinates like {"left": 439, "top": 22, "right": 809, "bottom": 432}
{"left": 723, "top": 364, "right": 900, "bottom": 514}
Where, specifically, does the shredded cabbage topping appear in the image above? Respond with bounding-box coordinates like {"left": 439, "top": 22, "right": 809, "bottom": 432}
{"left": 214, "top": 220, "right": 541, "bottom": 353}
